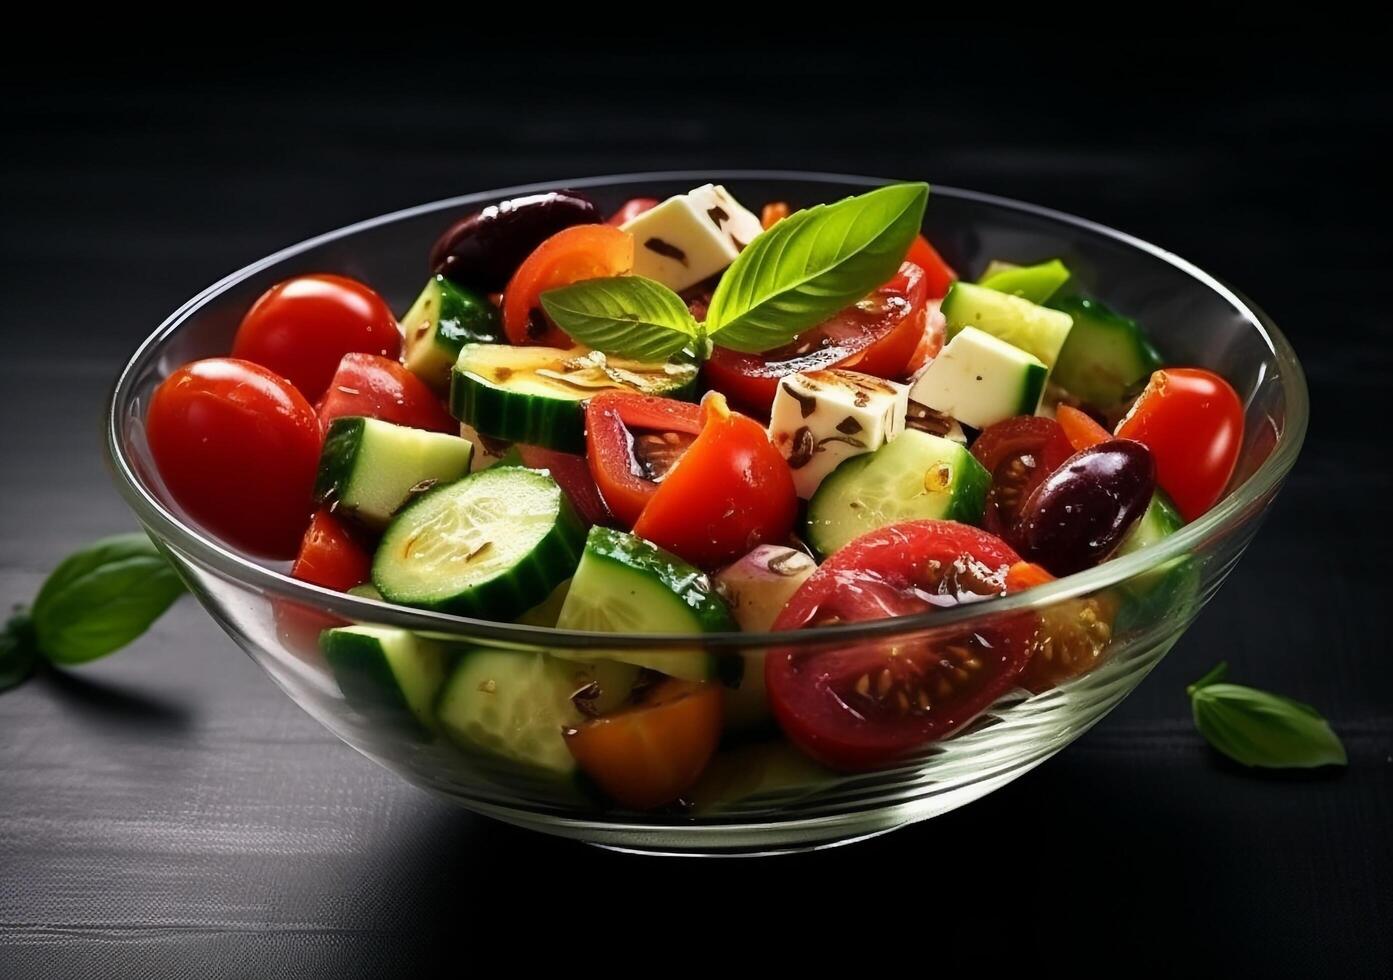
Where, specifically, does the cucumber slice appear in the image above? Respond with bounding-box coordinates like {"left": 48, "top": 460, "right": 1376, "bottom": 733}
{"left": 401, "top": 275, "right": 502, "bottom": 392}
{"left": 553, "top": 526, "right": 737, "bottom": 682}
{"left": 805, "top": 429, "right": 990, "bottom": 557}
{"left": 450, "top": 345, "right": 699, "bottom": 453}
{"left": 942, "top": 281, "right": 1074, "bottom": 370}
{"left": 907, "top": 326, "right": 1048, "bottom": 428}
{"left": 316, "top": 417, "right": 474, "bottom": 529}
{"left": 1109, "top": 490, "right": 1198, "bottom": 633}
{"left": 1047, "top": 296, "right": 1164, "bottom": 408}
{"left": 321, "top": 625, "right": 449, "bottom": 731}
{"left": 514, "top": 578, "right": 571, "bottom": 628}
{"left": 978, "top": 258, "right": 1071, "bottom": 304}
{"left": 436, "top": 650, "right": 598, "bottom": 778}
{"left": 373, "top": 466, "right": 584, "bottom": 619}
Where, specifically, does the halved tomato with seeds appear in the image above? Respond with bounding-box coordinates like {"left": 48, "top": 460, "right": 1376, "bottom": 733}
{"left": 971, "top": 417, "right": 1075, "bottom": 540}
{"left": 766, "top": 520, "right": 1035, "bottom": 771}
{"left": 1004, "top": 563, "right": 1120, "bottom": 692}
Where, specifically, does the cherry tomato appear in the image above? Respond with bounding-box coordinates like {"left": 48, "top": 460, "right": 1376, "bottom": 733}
{"left": 704, "top": 262, "right": 929, "bottom": 415}
{"left": 1056, "top": 403, "right": 1112, "bottom": 452}
{"left": 231, "top": 274, "right": 401, "bottom": 401}
{"left": 766, "top": 520, "right": 1032, "bottom": 770}
{"left": 607, "top": 197, "right": 659, "bottom": 226}
{"left": 147, "top": 358, "right": 320, "bottom": 558}
{"left": 1005, "top": 561, "right": 1055, "bottom": 591}
{"left": 502, "top": 225, "right": 634, "bottom": 346}
{"left": 291, "top": 509, "right": 372, "bottom": 591}
{"left": 564, "top": 678, "right": 723, "bottom": 810}
{"left": 316, "top": 353, "right": 456, "bottom": 434}
{"left": 1115, "top": 367, "right": 1244, "bottom": 522}
{"left": 905, "top": 234, "right": 957, "bottom": 299}
{"left": 632, "top": 392, "right": 797, "bottom": 569}
{"left": 515, "top": 444, "right": 612, "bottom": 528}
{"left": 1019, "top": 592, "right": 1119, "bottom": 694}
{"left": 970, "top": 417, "right": 1075, "bottom": 539}
{"left": 904, "top": 298, "right": 947, "bottom": 376}
{"left": 584, "top": 392, "right": 702, "bottom": 528}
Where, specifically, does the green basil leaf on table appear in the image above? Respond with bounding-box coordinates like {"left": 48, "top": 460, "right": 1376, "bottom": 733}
{"left": 0, "top": 611, "right": 38, "bottom": 692}
{"left": 704, "top": 182, "right": 929, "bottom": 354}
{"left": 30, "top": 533, "right": 185, "bottom": 665}
{"left": 540, "top": 275, "right": 701, "bottom": 361}
{"left": 1187, "top": 662, "right": 1347, "bottom": 769}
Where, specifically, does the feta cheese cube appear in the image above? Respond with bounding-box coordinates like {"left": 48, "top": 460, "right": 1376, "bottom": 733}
{"left": 621, "top": 184, "right": 762, "bottom": 292}
{"left": 768, "top": 369, "right": 909, "bottom": 499}
{"left": 907, "top": 326, "right": 1047, "bottom": 430}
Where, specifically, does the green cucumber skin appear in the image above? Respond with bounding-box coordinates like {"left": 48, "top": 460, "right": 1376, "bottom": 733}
{"left": 583, "top": 527, "right": 737, "bottom": 634}
{"left": 435, "top": 276, "right": 502, "bottom": 349}
{"left": 451, "top": 367, "right": 588, "bottom": 454}
{"left": 1017, "top": 360, "right": 1049, "bottom": 416}
{"left": 372, "top": 468, "right": 586, "bottom": 620}
{"left": 314, "top": 416, "right": 368, "bottom": 507}
{"left": 320, "top": 628, "right": 448, "bottom": 734}
{"left": 978, "top": 258, "right": 1071, "bottom": 304}
{"left": 1047, "top": 295, "right": 1163, "bottom": 407}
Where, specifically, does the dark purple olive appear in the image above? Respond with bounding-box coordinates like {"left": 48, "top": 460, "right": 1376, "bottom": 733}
{"left": 429, "top": 191, "right": 601, "bottom": 292}
{"left": 1014, "top": 439, "right": 1156, "bottom": 576}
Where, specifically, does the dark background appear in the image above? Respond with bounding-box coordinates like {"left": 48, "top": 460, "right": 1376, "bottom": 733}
{"left": 2, "top": 29, "right": 1389, "bottom": 978}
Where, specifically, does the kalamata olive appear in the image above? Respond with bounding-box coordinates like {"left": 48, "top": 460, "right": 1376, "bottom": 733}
{"left": 1014, "top": 439, "right": 1156, "bottom": 576}
{"left": 429, "top": 190, "right": 601, "bottom": 292}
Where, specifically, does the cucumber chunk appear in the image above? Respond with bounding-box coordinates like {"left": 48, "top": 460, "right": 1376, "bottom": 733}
{"left": 315, "top": 417, "right": 474, "bottom": 529}
{"left": 553, "top": 527, "right": 737, "bottom": 682}
{"left": 1047, "top": 296, "right": 1163, "bottom": 408}
{"left": 450, "top": 344, "right": 699, "bottom": 453}
{"left": 1110, "top": 490, "right": 1198, "bottom": 633}
{"left": 321, "top": 625, "right": 449, "bottom": 731}
{"left": 805, "top": 429, "right": 990, "bottom": 557}
{"left": 401, "top": 275, "right": 502, "bottom": 392}
{"left": 373, "top": 466, "right": 584, "bottom": 619}
{"left": 942, "top": 281, "right": 1074, "bottom": 370}
{"left": 978, "top": 258, "right": 1071, "bottom": 304}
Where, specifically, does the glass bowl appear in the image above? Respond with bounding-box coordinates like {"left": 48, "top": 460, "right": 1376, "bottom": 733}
{"left": 105, "top": 171, "right": 1307, "bottom": 855}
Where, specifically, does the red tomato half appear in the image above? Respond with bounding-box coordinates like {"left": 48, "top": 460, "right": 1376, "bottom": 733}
{"left": 502, "top": 225, "right": 634, "bottom": 346}
{"left": 704, "top": 261, "right": 929, "bottom": 416}
{"left": 584, "top": 392, "right": 702, "bottom": 528}
{"left": 607, "top": 197, "right": 659, "bottom": 226}
{"left": 291, "top": 509, "right": 372, "bottom": 591}
{"left": 515, "top": 444, "right": 612, "bottom": 528}
{"left": 232, "top": 274, "right": 401, "bottom": 401}
{"left": 317, "top": 353, "right": 455, "bottom": 434}
{"left": 147, "top": 358, "right": 320, "bottom": 558}
{"left": 1115, "top": 368, "right": 1243, "bottom": 521}
{"left": 904, "top": 298, "right": 947, "bottom": 376}
{"left": 631, "top": 392, "right": 796, "bottom": 569}
{"left": 971, "top": 416, "right": 1075, "bottom": 540}
{"left": 905, "top": 234, "right": 957, "bottom": 299}
{"left": 766, "top": 521, "right": 1033, "bottom": 770}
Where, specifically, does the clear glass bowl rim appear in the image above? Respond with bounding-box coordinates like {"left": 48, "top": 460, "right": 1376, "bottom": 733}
{"left": 105, "top": 169, "right": 1309, "bottom": 653}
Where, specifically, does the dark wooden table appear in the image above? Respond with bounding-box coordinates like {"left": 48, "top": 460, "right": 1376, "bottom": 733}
{"left": 2, "top": 33, "right": 1389, "bottom": 978}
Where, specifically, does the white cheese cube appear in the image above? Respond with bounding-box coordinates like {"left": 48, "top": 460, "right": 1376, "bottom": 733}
{"left": 621, "top": 184, "right": 762, "bottom": 292}
{"left": 768, "top": 369, "right": 909, "bottom": 499}
{"left": 907, "top": 326, "right": 1047, "bottom": 430}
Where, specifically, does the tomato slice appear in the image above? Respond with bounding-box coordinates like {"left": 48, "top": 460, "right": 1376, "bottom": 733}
{"left": 766, "top": 520, "right": 1033, "bottom": 770}
{"left": 905, "top": 234, "right": 957, "bottom": 299}
{"left": 631, "top": 393, "right": 797, "bottom": 569}
{"left": 704, "top": 261, "right": 929, "bottom": 415}
{"left": 607, "top": 197, "right": 659, "bottom": 226}
{"left": 970, "top": 416, "right": 1075, "bottom": 540}
{"left": 1005, "top": 560, "right": 1055, "bottom": 591}
{"left": 1115, "top": 368, "right": 1243, "bottom": 521}
{"left": 502, "top": 225, "right": 634, "bottom": 346}
{"left": 231, "top": 274, "right": 401, "bottom": 402}
{"left": 316, "top": 353, "right": 456, "bottom": 435}
{"left": 564, "top": 678, "right": 723, "bottom": 810}
{"left": 904, "top": 298, "right": 947, "bottom": 376}
{"left": 515, "top": 444, "right": 612, "bottom": 528}
{"left": 290, "top": 509, "right": 372, "bottom": 591}
{"left": 1055, "top": 404, "right": 1112, "bottom": 452}
{"left": 147, "top": 358, "right": 321, "bottom": 558}
{"left": 584, "top": 392, "right": 702, "bottom": 528}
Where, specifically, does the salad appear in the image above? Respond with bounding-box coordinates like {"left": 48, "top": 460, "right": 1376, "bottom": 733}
{"left": 145, "top": 181, "right": 1245, "bottom": 809}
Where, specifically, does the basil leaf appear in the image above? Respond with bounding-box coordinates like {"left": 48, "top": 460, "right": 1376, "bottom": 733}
{"left": 31, "top": 533, "right": 184, "bottom": 665}
{"left": 0, "top": 611, "right": 37, "bottom": 692}
{"left": 540, "top": 276, "right": 700, "bottom": 361}
{"left": 705, "top": 182, "right": 929, "bottom": 354}
{"left": 1188, "top": 669, "right": 1347, "bottom": 769}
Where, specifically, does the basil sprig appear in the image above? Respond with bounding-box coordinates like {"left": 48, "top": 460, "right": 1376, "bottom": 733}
{"left": 1188, "top": 663, "right": 1347, "bottom": 769}
{"left": 0, "top": 533, "right": 184, "bottom": 692}
{"left": 540, "top": 182, "right": 929, "bottom": 360}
